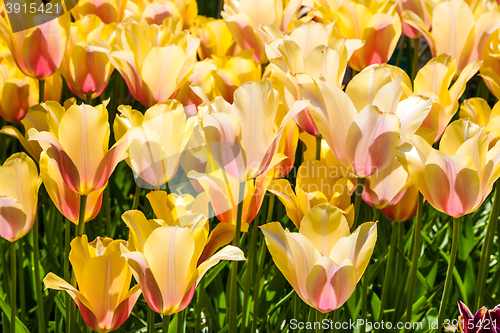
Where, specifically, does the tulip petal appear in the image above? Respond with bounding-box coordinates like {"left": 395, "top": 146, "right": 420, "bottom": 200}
{"left": 0, "top": 196, "right": 27, "bottom": 242}
{"left": 121, "top": 210, "right": 155, "bottom": 253}
{"left": 110, "top": 285, "right": 141, "bottom": 331}
{"left": 268, "top": 179, "right": 300, "bottom": 228}
{"left": 299, "top": 203, "right": 350, "bottom": 257}
{"left": 196, "top": 245, "right": 245, "bottom": 285}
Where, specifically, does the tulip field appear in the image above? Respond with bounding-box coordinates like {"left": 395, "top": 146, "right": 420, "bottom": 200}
{"left": 2, "top": 0, "right": 500, "bottom": 332}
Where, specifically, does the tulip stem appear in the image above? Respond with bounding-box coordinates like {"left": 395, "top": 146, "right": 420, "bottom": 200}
{"left": 475, "top": 182, "right": 500, "bottom": 309}
{"left": 377, "top": 222, "right": 398, "bottom": 326}
{"left": 64, "top": 219, "right": 71, "bottom": 332}
{"left": 395, "top": 36, "right": 407, "bottom": 68}
{"left": 162, "top": 315, "right": 170, "bottom": 333}
{"left": 39, "top": 79, "right": 45, "bottom": 104}
{"left": 148, "top": 308, "right": 155, "bottom": 333}
{"left": 405, "top": 193, "right": 424, "bottom": 329}
{"left": 353, "top": 178, "right": 366, "bottom": 230}
{"left": 9, "top": 241, "right": 16, "bottom": 333}
{"left": 86, "top": 94, "right": 92, "bottom": 105}
{"left": 77, "top": 195, "right": 87, "bottom": 236}
{"left": 316, "top": 135, "right": 322, "bottom": 161}
{"left": 104, "top": 187, "right": 112, "bottom": 236}
{"left": 34, "top": 214, "right": 46, "bottom": 333}
{"left": 195, "top": 277, "right": 204, "bottom": 332}
{"left": 132, "top": 185, "right": 141, "bottom": 210}
{"left": 435, "top": 217, "right": 460, "bottom": 333}
{"left": 18, "top": 239, "right": 25, "bottom": 321}
{"left": 228, "top": 182, "right": 246, "bottom": 333}
{"left": 412, "top": 38, "right": 420, "bottom": 80}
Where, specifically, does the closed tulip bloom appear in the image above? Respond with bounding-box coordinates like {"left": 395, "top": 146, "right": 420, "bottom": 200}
{"left": 414, "top": 54, "right": 480, "bottom": 142}
{"left": 120, "top": 210, "right": 245, "bottom": 315}
{"left": 380, "top": 185, "right": 419, "bottom": 222}
{"left": 28, "top": 100, "right": 130, "bottom": 195}
{"left": 261, "top": 204, "right": 377, "bottom": 312}
{"left": 44, "top": 236, "right": 141, "bottom": 333}
{"left": 0, "top": 15, "right": 69, "bottom": 79}
{"left": 221, "top": 0, "right": 303, "bottom": 63}
{"left": 397, "top": 119, "right": 500, "bottom": 217}
{"left": 108, "top": 17, "right": 200, "bottom": 107}
{"left": 403, "top": 0, "right": 500, "bottom": 74}
{"left": 0, "top": 152, "right": 41, "bottom": 242}
{"left": 269, "top": 159, "right": 354, "bottom": 229}
{"left": 60, "top": 15, "right": 116, "bottom": 100}
{"left": 460, "top": 98, "right": 500, "bottom": 148}
{"left": 190, "top": 16, "right": 235, "bottom": 59}
{"left": 297, "top": 65, "right": 432, "bottom": 177}
{"left": 312, "top": 0, "right": 402, "bottom": 71}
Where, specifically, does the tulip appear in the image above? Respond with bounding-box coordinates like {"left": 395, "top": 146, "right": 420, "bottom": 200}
{"left": 480, "top": 32, "right": 500, "bottom": 100}
{"left": 396, "top": 0, "right": 434, "bottom": 38}
{"left": 0, "top": 99, "right": 74, "bottom": 162}
{"left": 261, "top": 203, "right": 377, "bottom": 312}
{"left": 460, "top": 98, "right": 500, "bottom": 148}
{"left": 414, "top": 54, "right": 481, "bottom": 142}
{"left": 312, "top": 0, "right": 402, "bottom": 71}
{"left": 457, "top": 300, "right": 500, "bottom": 333}
{"left": 403, "top": 0, "right": 500, "bottom": 73}
{"left": 263, "top": 21, "right": 362, "bottom": 135}
{"left": 397, "top": 119, "right": 500, "bottom": 217}
{"left": 71, "top": 0, "right": 127, "bottom": 23}
{"left": 0, "top": 152, "right": 41, "bottom": 242}
{"left": 119, "top": 101, "right": 195, "bottom": 189}
{"left": 120, "top": 210, "right": 245, "bottom": 315}
{"left": 297, "top": 65, "right": 432, "bottom": 177}
{"left": 59, "top": 15, "right": 115, "bottom": 100}
{"left": 28, "top": 100, "right": 129, "bottom": 196}
{"left": 108, "top": 18, "right": 200, "bottom": 107}
{"left": 44, "top": 236, "right": 141, "bottom": 333}
{"left": 380, "top": 185, "right": 419, "bottom": 222}
{"left": 273, "top": 119, "right": 299, "bottom": 178}
{"left": 190, "top": 16, "right": 235, "bottom": 59}
{"left": 269, "top": 159, "right": 354, "bottom": 229}
{"left": 0, "top": 15, "right": 69, "bottom": 79}
{"left": 221, "top": 0, "right": 303, "bottom": 63}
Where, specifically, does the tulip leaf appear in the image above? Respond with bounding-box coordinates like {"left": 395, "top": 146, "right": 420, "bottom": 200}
{"left": 0, "top": 294, "right": 31, "bottom": 333}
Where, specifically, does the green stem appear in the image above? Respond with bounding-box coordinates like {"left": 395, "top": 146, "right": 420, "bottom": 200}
{"left": 240, "top": 195, "right": 261, "bottom": 332}
{"left": 148, "top": 308, "right": 156, "bottom": 333}
{"left": 9, "top": 241, "right": 16, "bottom": 333}
{"left": 293, "top": 293, "right": 300, "bottom": 333}
{"left": 377, "top": 222, "right": 398, "bottom": 325}
{"left": 132, "top": 184, "right": 141, "bottom": 210}
{"left": 251, "top": 194, "right": 274, "bottom": 333}
{"left": 405, "top": 193, "right": 424, "bottom": 328}
{"left": 162, "top": 315, "right": 170, "bottom": 333}
{"left": 77, "top": 195, "right": 87, "bottom": 236}
{"left": 18, "top": 239, "right": 25, "bottom": 321}
{"left": 39, "top": 79, "right": 45, "bottom": 104}
{"left": 34, "top": 215, "right": 46, "bottom": 333}
{"left": 412, "top": 38, "right": 420, "bottom": 80}
{"left": 475, "top": 182, "right": 500, "bottom": 309}
{"left": 216, "top": 0, "right": 223, "bottom": 18}
{"left": 64, "top": 219, "right": 71, "bottom": 333}
{"left": 361, "top": 209, "right": 379, "bottom": 333}
{"left": 104, "top": 187, "right": 112, "bottom": 236}
{"left": 86, "top": 94, "right": 92, "bottom": 105}
{"left": 395, "top": 36, "right": 407, "bottom": 68}
{"left": 435, "top": 217, "right": 460, "bottom": 332}
{"left": 177, "top": 311, "right": 185, "bottom": 333}
{"left": 353, "top": 178, "right": 366, "bottom": 230}
{"left": 194, "top": 277, "right": 204, "bottom": 332}
{"left": 315, "top": 135, "right": 322, "bottom": 161}
{"left": 228, "top": 182, "right": 246, "bottom": 333}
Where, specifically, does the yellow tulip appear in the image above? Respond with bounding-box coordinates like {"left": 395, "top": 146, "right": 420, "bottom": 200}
{"left": 414, "top": 54, "right": 481, "bottom": 142}
{"left": 28, "top": 100, "right": 129, "bottom": 196}
{"left": 190, "top": 16, "right": 236, "bottom": 59}
{"left": 108, "top": 17, "right": 200, "bottom": 107}
{"left": 263, "top": 21, "right": 362, "bottom": 135}
{"left": 44, "top": 236, "right": 141, "bottom": 333}
{"left": 403, "top": 0, "right": 500, "bottom": 73}
{"left": 221, "top": 0, "right": 303, "bottom": 63}
{"left": 0, "top": 99, "right": 75, "bottom": 162}
{"left": 273, "top": 119, "right": 300, "bottom": 178}
{"left": 0, "top": 15, "right": 69, "bottom": 79}
{"left": 59, "top": 15, "right": 116, "bottom": 100}
{"left": 312, "top": 0, "right": 402, "bottom": 71}
{"left": 460, "top": 98, "right": 500, "bottom": 148}
{"left": 118, "top": 101, "right": 195, "bottom": 189}
{"left": 71, "top": 0, "right": 128, "bottom": 23}
{"left": 261, "top": 203, "right": 377, "bottom": 312}
{"left": 480, "top": 31, "right": 500, "bottom": 100}
{"left": 297, "top": 64, "right": 432, "bottom": 177}
{"left": 380, "top": 184, "right": 419, "bottom": 222}
{"left": 0, "top": 152, "right": 41, "bottom": 242}
{"left": 120, "top": 210, "right": 245, "bottom": 315}
{"left": 269, "top": 159, "right": 354, "bottom": 229}
{"left": 397, "top": 119, "right": 500, "bottom": 217}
